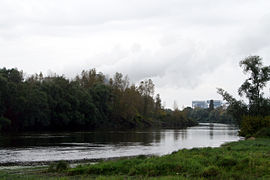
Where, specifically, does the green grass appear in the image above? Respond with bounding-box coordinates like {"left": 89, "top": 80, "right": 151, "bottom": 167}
{"left": 0, "top": 138, "right": 270, "bottom": 179}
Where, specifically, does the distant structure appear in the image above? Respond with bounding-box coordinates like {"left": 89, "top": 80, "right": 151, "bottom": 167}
{"left": 192, "top": 101, "right": 208, "bottom": 109}
{"left": 192, "top": 100, "right": 222, "bottom": 109}
{"left": 207, "top": 100, "right": 222, "bottom": 108}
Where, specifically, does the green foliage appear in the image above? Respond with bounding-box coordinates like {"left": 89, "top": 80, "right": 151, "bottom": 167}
{"left": 217, "top": 88, "right": 248, "bottom": 125}
{"left": 157, "top": 109, "right": 198, "bottom": 128}
{"left": 239, "top": 116, "right": 270, "bottom": 136}
{"left": 201, "top": 166, "right": 219, "bottom": 177}
{"left": 0, "top": 67, "right": 196, "bottom": 132}
{"left": 187, "top": 106, "right": 235, "bottom": 124}
{"left": 189, "top": 108, "right": 209, "bottom": 122}
{"left": 217, "top": 156, "right": 237, "bottom": 167}
{"left": 254, "top": 127, "right": 270, "bottom": 138}
{"left": 218, "top": 55, "right": 270, "bottom": 136}
{"left": 0, "top": 116, "right": 11, "bottom": 131}
{"left": 239, "top": 56, "right": 270, "bottom": 108}
{"left": 48, "top": 161, "right": 70, "bottom": 172}
{"left": 1, "top": 139, "right": 270, "bottom": 179}
{"left": 66, "top": 138, "right": 270, "bottom": 179}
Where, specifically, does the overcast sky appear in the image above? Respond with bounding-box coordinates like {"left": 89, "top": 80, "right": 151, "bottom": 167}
{"left": 1, "top": 0, "right": 270, "bottom": 108}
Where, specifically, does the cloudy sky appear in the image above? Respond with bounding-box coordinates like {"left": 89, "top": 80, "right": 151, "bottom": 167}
{"left": 1, "top": 0, "right": 270, "bottom": 108}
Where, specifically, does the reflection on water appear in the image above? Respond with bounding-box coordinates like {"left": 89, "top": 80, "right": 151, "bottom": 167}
{"left": 0, "top": 123, "right": 240, "bottom": 164}
{"left": 209, "top": 124, "right": 214, "bottom": 139}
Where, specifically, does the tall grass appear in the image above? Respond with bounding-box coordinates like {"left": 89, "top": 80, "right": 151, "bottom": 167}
{"left": 66, "top": 138, "right": 270, "bottom": 179}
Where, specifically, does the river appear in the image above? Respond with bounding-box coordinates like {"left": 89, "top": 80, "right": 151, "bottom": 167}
{"left": 0, "top": 123, "right": 240, "bottom": 165}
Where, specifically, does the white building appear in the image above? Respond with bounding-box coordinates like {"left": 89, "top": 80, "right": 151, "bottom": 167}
{"left": 192, "top": 100, "right": 222, "bottom": 109}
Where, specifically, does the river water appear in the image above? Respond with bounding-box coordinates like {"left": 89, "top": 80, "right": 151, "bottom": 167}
{"left": 0, "top": 123, "right": 240, "bottom": 165}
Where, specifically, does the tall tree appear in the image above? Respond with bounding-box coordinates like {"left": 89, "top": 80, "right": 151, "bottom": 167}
{"left": 154, "top": 94, "right": 162, "bottom": 116}
{"left": 218, "top": 55, "right": 270, "bottom": 126}
{"left": 77, "top": 69, "right": 105, "bottom": 89}
{"left": 138, "top": 79, "right": 155, "bottom": 118}
{"left": 217, "top": 88, "right": 248, "bottom": 125}
{"left": 238, "top": 56, "right": 270, "bottom": 115}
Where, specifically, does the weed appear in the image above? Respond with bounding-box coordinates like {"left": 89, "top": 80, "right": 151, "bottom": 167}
{"left": 48, "top": 161, "right": 70, "bottom": 172}
{"left": 201, "top": 166, "right": 220, "bottom": 177}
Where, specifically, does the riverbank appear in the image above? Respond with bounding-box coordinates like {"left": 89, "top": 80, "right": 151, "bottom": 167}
{"left": 0, "top": 138, "right": 269, "bottom": 179}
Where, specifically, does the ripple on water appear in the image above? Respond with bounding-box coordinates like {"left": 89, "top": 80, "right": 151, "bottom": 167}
{"left": 0, "top": 123, "right": 240, "bottom": 165}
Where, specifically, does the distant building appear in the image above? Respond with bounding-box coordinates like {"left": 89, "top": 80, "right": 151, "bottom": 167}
{"left": 192, "top": 101, "right": 208, "bottom": 109}
{"left": 206, "top": 100, "right": 222, "bottom": 108}
{"left": 192, "top": 100, "right": 222, "bottom": 109}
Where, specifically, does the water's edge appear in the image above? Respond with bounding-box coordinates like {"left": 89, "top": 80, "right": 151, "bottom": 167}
{"left": 0, "top": 123, "right": 240, "bottom": 167}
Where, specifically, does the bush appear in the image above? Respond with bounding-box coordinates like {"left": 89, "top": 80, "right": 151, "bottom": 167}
{"left": 201, "top": 166, "right": 219, "bottom": 177}
{"left": 240, "top": 115, "right": 270, "bottom": 137}
{"left": 0, "top": 116, "right": 11, "bottom": 131}
{"left": 218, "top": 157, "right": 237, "bottom": 167}
{"left": 48, "top": 161, "right": 70, "bottom": 172}
{"left": 254, "top": 127, "right": 270, "bottom": 138}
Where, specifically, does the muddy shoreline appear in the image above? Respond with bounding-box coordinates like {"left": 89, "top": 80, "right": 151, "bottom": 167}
{"left": 0, "top": 154, "right": 154, "bottom": 167}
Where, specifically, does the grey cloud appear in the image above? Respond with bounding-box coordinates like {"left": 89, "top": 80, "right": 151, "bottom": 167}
{"left": 1, "top": 0, "right": 263, "bottom": 38}
{"left": 0, "top": 0, "right": 167, "bottom": 27}
{"left": 83, "top": 37, "right": 227, "bottom": 90}
{"left": 1, "top": 0, "right": 270, "bottom": 108}
{"left": 233, "top": 15, "right": 270, "bottom": 55}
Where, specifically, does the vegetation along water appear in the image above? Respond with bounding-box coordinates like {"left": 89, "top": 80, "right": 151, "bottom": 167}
{"left": 0, "top": 55, "right": 270, "bottom": 179}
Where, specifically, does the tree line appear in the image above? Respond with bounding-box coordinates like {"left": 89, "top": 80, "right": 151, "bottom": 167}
{"left": 183, "top": 105, "right": 235, "bottom": 124}
{"left": 0, "top": 68, "right": 197, "bottom": 132}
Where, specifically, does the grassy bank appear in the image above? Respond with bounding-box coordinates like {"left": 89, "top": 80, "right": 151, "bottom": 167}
{"left": 1, "top": 138, "right": 269, "bottom": 179}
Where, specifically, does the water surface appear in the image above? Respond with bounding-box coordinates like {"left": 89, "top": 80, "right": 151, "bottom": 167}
{"left": 0, "top": 123, "right": 240, "bottom": 164}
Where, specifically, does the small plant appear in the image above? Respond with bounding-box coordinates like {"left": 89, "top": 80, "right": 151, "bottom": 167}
{"left": 48, "top": 161, "right": 70, "bottom": 172}
{"left": 218, "top": 156, "right": 237, "bottom": 167}
{"left": 201, "top": 166, "right": 219, "bottom": 177}
{"left": 47, "top": 163, "right": 56, "bottom": 172}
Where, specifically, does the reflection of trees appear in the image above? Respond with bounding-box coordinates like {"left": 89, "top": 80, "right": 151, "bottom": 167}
{"left": 0, "top": 130, "right": 165, "bottom": 148}
{"left": 181, "top": 129, "right": 187, "bottom": 140}
{"left": 173, "top": 130, "right": 179, "bottom": 140}
{"left": 83, "top": 131, "right": 158, "bottom": 146}
{"left": 209, "top": 124, "right": 214, "bottom": 139}
{"left": 172, "top": 129, "right": 188, "bottom": 141}
{"left": 153, "top": 131, "right": 161, "bottom": 144}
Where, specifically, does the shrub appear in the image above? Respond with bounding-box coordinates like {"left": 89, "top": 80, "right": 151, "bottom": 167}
{"left": 48, "top": 163, "right": 56, "bottom": 172}
{"left": 201, "top": 166, "right": 219, "bottom": 177}
{"left": 218, "top": 157, "right": 237, "bottom": 167}
{"left": 48, "top": 161, "right": 70, "bottom": 172}
{"left": 137, "top": 155, "right": 147, "bottom": 159}
{"left": 254, "top": 127, "right": 270, "bottom": 138}
{"left": 56, "top": 161, "right": 70, "bottom": 171}
{"left": 240, "top": 115, "right": 270, "bottom": 137}
{"left": 0, "top": 116, "right": 11, "bottom": 131}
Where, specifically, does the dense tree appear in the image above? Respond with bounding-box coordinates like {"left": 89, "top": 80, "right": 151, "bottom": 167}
{"left": 184, "top": 101, "right": 235, "bottom": 124}
{"left": 138, "top": 79, "right": 155, "bottom": 118}
{"left": 217, "top": 88, "right": 248, "bottom": 125}
{"left": 76, "top": 69, "right": 105, "bottom": 89}
{"left": 0, "top": 68, "right": 196, "bottom": 132}
{"left": 154, "top": 94, "right": 162, "bottom": 116}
